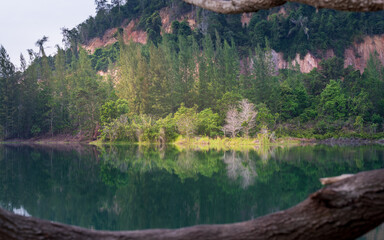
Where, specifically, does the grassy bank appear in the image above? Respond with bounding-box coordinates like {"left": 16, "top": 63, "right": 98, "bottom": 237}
{"left": 173, "top": 135, "right": 302, "bottom": 151}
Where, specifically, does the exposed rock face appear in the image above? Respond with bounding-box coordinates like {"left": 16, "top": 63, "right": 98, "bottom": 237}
{"left": 271, "top": 50, "right": 322, "bottom": 73}
{"left": 84, "top": 28, "right": 120, "bottom": 53}
{"left": 160, "top": 7, "right": 197, "bottom": 33}
{"left": 83, "top": 6, "right": 384, "bottom": 74}
{"left": 344, "top": 35, "right": 384, "bottom": 72}
{"left": 123, "top": 20, "right": 148, "bottom": 45}
{"left": 83, "top": 8, "right": 198, "bottom": 53}
{"left": 241, "top": 13, "right": 252, "bottom": 27}
{"left": 273, "top": 35, "right": 384, "bottom": 73}
{"left": 83, "top": 20, "right": 147, "bottom": 54}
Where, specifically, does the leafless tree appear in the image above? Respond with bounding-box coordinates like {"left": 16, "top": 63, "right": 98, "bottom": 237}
{"left": 223, "top": 99, "right": 257, "bottom": 138}
{"left": 238, "top": 99, "right": 257, "bottom": 138}
{"left": 182, "top": 0, "right": 384, "bottom": 14}
{"left": 222, "top": 107, "right": 242, "bottom": 138}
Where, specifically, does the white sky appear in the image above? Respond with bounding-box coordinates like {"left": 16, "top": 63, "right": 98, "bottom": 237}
{"left": 0, "top": 0, "right": 96, "bottom": 67}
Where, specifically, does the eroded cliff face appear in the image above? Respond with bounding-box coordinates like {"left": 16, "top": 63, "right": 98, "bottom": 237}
{"left": 160, "top": 7, "right": 197, "bottom": 33}
{"left": 344, "top": 35, "right": 384, "bottom": 72}
{"left": 83, "top": 8, "right": 197, "bottom": 53}
{"left": 83, "top": 6, "right": 384, "bottom": 74}
{"left": 273, "top": 35, "right": 384, "bottom": 73}
{"left": 271, "top": 50, "right": 323, "bottom": 73}
{"left": 83, "top": 20, "right": 147, "bottom": 54}
{"left": 241, "top": 13, "right": 252, "bottom": 27}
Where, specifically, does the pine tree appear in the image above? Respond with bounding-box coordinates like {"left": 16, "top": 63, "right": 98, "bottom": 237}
{"left": 0, "top": 46, "right": 17, "bottom": 139}
{"left": 52, "top": 46, "right": 70, "bottom": 132}
{"left": 147, "top": 43, "right": 173, "bottom": 117}
{"left": 198, "top": 34, "right": 216, "bottom": 109}
{"left": 18, "top": 50, "right": 40, "bottom": 137}
{"left": 69, "top": 48, "right": 107, "bottom": 132}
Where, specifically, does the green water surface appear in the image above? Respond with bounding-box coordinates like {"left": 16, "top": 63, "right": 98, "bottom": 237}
{"left": 0, "top": 144, "right": 383, "bottom": 239}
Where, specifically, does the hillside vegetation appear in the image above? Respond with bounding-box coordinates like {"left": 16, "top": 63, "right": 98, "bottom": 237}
{"left": 0, "top": 0, "right": 384, "bottom": 142}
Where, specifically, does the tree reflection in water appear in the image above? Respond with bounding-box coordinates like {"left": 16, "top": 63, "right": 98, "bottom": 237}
{"left": 223, "top": 151, "right": 257, "bottom": 188}
{"left": 0, "top": 143, "right": 383, "bottom": 237}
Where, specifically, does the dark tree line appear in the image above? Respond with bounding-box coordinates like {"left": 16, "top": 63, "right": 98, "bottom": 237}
{"left": 1, "top": 2, "right": 384, "bottom": 141}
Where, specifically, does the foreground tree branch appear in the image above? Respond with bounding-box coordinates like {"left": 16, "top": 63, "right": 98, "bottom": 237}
{"left": 1, "top": 169, "right": 384, "bottom": 240}
{"left": 182, "top": 0, "right": 384, "bottom": 13}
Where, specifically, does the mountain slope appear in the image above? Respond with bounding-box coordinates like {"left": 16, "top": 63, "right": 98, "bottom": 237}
{"left": 81, "top": 3, "right": 384, "bottom": 73}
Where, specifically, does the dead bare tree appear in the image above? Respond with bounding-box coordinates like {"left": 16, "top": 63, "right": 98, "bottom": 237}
{"left": 1, "top": 169, "right": 384, "bottom": 240}
{"left": 222, "top": 107, "right": 243, "bottom": 137}
{"left": 182, "top": 0, "right": 384, "bottom": 14}
{"left": 238, "top": 99, "right": 257, "bottom": 138}
{"left": 223, "top": 99, "right": 257, "bottom": 138}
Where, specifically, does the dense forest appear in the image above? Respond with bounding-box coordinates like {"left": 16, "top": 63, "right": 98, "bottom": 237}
{"left": 0, "top": 0, "right": 384, "bottom": 142}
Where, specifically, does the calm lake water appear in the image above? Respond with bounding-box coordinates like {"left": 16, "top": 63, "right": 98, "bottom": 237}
{"left": 0, "top": 143, "right": 383, "bottom": 239}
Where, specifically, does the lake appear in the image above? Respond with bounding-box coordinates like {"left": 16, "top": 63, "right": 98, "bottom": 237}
{"left": 0, "top": 143, "right": 383, "bottom": 239}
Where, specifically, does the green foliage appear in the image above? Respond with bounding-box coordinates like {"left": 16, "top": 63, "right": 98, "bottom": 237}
{"left": 90, "top": 43, "right": 120, "bottom": 72}
{"left": 319, "top": 80, "right": 347, "bottom": 120}
{"left": 146, "top": 12, "right": 162, "bottom": 46}
{"left": 75, "top": 0, "right": 169, "bottom": 44}
{"left": 156, "top": 114, "right": 178, "bottom": 142}
{"left": 354, "top": 116, "right": 364, "bottom": 132}
{"left": 299, "top": 108, "right": 317, "bottom": 122}
{"left": 100, "top": 99, "right": 129, "bottom": 126}
{"left": 171, "top": 20, "right": 192, "bottom": 37}
{"left": 131, "top": 114, "right": 157, "bottom": 142}
{"left": 69, "top": 48, "right": 109, "bottom": 131}
{"left": 174, "top": 104, "right": 198, "bottom": 138}
{"left": 350, "top": 90, "right": 373, "bottom": 119}
{"left": 280, "top": 81, "right": 299, "bottom": 120}
{"left": 31, "top": 125, "right": 41, "bottom": 137}
{"left": 0, "top": 125, "right": 3, "bottom": 140}
{"left": 197, "top": 108, "right": 221, "bottom": 137}
{"left": 255, "top": 104, "right": 278, "bottom": 132}
{"left": 102, "top": 115, "right": 133, "bottom": 141}
{"left": 0, "top": 45, "right": 17, "bottom": 139}
{"left": 215, "top": 91, "right": 243, "bottom": 120}
{"left": 247, "top": 5, "right": 384, "bottom": 60}
{"left": 2, "top": 3, "right": 384, "bottom": 141}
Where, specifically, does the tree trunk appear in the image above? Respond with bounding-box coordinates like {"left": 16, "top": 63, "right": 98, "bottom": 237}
{"left": 1, "top": 169, "right": 384, "bottom": 240}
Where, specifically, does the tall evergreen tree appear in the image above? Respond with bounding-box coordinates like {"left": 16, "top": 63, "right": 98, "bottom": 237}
{"left": 0, "top": 46, "right": 17, "bottom": 139}
{"left": 68, "top": 48, "right": 107, "bottom": 132}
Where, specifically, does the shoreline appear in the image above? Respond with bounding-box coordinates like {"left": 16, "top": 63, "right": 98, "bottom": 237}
{"left": 2, "top": 134, "right": 93, "bottom": 145}
{"left": 3, "top": 135, "right": 384, "bottom": 147}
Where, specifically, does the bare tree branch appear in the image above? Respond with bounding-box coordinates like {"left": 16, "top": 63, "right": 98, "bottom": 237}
{"left": 238, "top": 99, "right": 257, "bottom": 138}
{"left": 222, "top": 107, "right": 242, "bottom": 137}
{"left": 182, "top": 0, "right": 384, "bottom": 13}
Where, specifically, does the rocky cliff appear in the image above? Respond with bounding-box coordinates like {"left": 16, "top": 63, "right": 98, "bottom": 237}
{"left": 83, "top": 20, "right": 147, "bottom": 54}
{"left": 83, "top": 7, "right": 197, "bottom": 54}
{"left": 272, "top": 34, "right": 384, "bottom": 73}
{"left": 83, "top": 8, "right": 384, "bottom": 73}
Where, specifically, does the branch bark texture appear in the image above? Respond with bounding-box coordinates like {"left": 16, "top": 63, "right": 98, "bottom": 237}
{"left": 182, "top": 0, "right": 384, "bottom": 13}
{"left": 1, "top": 169, "right": 384, "bottom": 240}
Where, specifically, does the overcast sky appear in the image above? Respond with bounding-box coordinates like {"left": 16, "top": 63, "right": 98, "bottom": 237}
{"left": 0, "top": 0, "right": 96, "bottom": 67}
